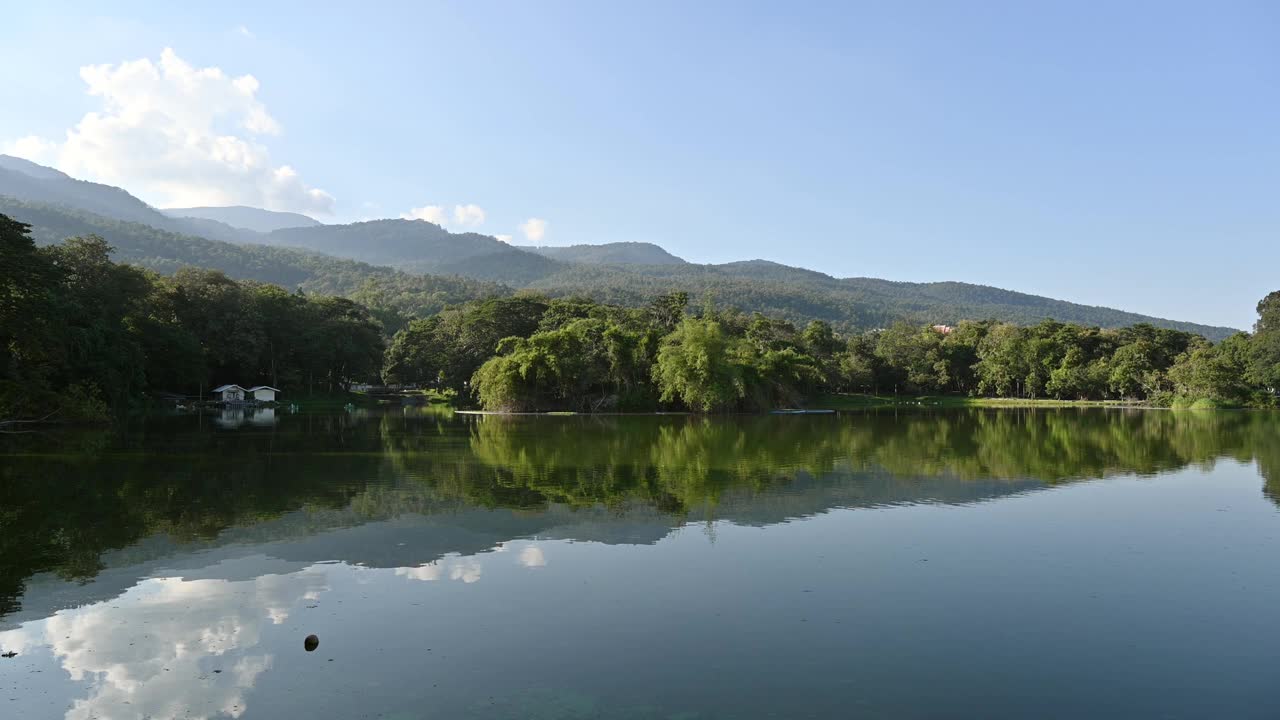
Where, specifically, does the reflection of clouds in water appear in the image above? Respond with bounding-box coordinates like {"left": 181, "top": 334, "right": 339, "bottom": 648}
{"left": 395, "top": 554, "right": 483, "bottom": 584}
{"left": 394, "top": 543, "right": 547, "bottom": 583}
{"left": 450, "top": 558, "right": 483, "bottom": 583}
{"left": 396, "top": 563, "right": 444, "bottom": 582}
{"left": 519, "top": 546, "right": 547, "bottom": 568}
{"left": 0, "top": 569, "right": 328, "bottom": 720}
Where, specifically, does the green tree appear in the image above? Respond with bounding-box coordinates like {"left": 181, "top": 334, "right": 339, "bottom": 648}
{"left": 874, "top": 322, "right": 949, "bottom": 393}
{"left": 383, "top": 315, "right": 447, "bottom": 386}
{"left": 1167, "top": 339, "right": 1248, "bottom": 406}
{"left": 653, "top": 317, "right": 744, "bottom": 412}
{"left": 0, "top": 215, "right": 60, "bottom": 416}
{"left": 975, "top": 323, "right": 1027, "bottom": 397}
{"left": 1247, "top": 291, "right": 1280, "bottom": 394}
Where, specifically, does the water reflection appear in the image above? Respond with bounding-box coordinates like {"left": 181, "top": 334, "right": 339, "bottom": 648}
{"left": 3, "top": 409, "right": 1279, "bottom": 623}
{"left": 213, "top": 407, "right": 278, "bottom": 429}
{"left": 1, "top": 567, "right": 326, "bottom": 720}
{"left": 2, "top": 409, "right": 1279, "bottom": 718}
{"left": 0, "top": 540, "right": 637, "bottom": 720}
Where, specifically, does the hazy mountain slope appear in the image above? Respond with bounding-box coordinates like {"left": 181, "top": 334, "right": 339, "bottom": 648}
{"left": 0, "top": 163, "right": 163, "bottom": 226}
{"left": 0, "top": 196, "right": 505, "bottom": 315}
{"left": 269, "top": 220, "right": 509, "bottom": 264}
{"left": 166, "top": 205, "right": 322, "bottom": 232}
{"left": 423, "top": 248, "right": 565, "bottom": 285}
{"left": 0, "top": 156, "right": 1238, "bottom": 339}
{"left": 0, "top": 156, "right": 259, "bottom": 244}
{"left": 523, "top": 262, "right": 1237, "bottom": 340}
{"left": 266, "top": 219, "right": 569, "bottom": 284}
{"left": 0, "top": 154, "right": 69, "bottom": 180}
{"left": 709, "top": 261, "right": 1234, "bottom": 333}
{"left": 269, "top": 219, "right": 681, "bottom": 272}
{"left": 526, "top": 241, "right": 686, "bottom": 265}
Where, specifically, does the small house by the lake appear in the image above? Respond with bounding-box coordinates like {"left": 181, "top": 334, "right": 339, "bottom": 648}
{"left": 248, "top": 386, "right": 280, "bottom": 403}
{"left": 212, "top": 384, "right": 246, "bottom": 403}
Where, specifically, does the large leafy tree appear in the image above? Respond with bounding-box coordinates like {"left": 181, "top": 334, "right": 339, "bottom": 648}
{"left": 653, "top": 317, "right": 744, "bottom": 412}
{"left": 1168, "top": 337, "right": 1249, "bottom": 405}
{"left": 1, "top": 215, "right": 60, "bottom": 415}
{"left": 975, "top": 323, "right": 1027, "bottom": 397}
{"left": 383, "top": 315, "right": 447, "bottom": 387}
{"left": 1, "top": 217, "right": 55, "bottom": 367}
{"left": 1248, "top": 291, "right": 1280, "bottom": 393}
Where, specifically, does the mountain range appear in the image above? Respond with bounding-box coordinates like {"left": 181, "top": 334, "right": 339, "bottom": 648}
{"left": 164, "top": 205, "right": 323, "bottom": 233}
{"left": 0, "top": 154, "right": 1238, "bottom": 339}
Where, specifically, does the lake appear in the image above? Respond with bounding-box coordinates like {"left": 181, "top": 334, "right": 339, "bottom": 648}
{"left": 2, "top": 408, "right": 1279, "bottom": 719}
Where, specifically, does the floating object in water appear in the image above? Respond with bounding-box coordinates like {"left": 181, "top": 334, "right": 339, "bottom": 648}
{"left": 304, "top": 635, "right": 319, "bottom": 652}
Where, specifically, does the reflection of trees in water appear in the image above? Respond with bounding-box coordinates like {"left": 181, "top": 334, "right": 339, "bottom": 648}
{"left": 0, "top": 418, "right": 374, "bottom": 618}
{"left": 3, "top": 409, "right": 1279, "bottom": 619}
{"left": 386, "top": 410, "right": 1280, "bottom": 508}
{"left": 1257, "top": 439, "right": 1280, "bottom": 506}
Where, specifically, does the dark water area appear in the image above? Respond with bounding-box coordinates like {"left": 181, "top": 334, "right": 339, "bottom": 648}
{"left": 2, "top": 408, "right": 1279, "bottom": 719}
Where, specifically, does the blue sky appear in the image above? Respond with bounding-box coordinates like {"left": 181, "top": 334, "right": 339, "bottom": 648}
{"left": 1, "top": 1, "right": 1276, "bottom": 329}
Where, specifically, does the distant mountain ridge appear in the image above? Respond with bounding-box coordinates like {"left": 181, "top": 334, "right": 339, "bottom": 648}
{"left": 0, "top": 196, "right": 506, "bottom": 322}
{"left": 526, "top": 241, "right": 686, "bottom": 265}
{"left": 0, "top": 155, "right": 1240, "bottom": 340}
{"left": 165, "top": 205, "right": 322, "bottom": 233}
{"left": 0, "top": 154, "right": 67, "bottom": 180}
{"left": 0, "top": 154, "right": 258, "bottom": 245}
{"left": 268, "top": 219, "right": 508, "bottom": 267}
{"left": 264, "top": 219, "right": 569, "bottom": 282}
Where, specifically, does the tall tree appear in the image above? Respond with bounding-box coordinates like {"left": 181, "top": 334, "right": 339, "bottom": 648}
{"left": 653, "top": 317, "right": 744, "bottom": 412}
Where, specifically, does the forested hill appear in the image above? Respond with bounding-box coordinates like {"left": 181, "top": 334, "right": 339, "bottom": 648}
{"left": 265, "top": 224, "right": 686, "bottom": 272}
{"left": 0, "top": 155, "right": 257, "bottom": 245}
{"left": 0, "top": 155, "right": 1239, "bottom": 339}
{"left": 526, "top": 241, "right": 686, "bottom": 265}
{"left": 164, "top": 205, "right": 322, "bottom": 232}
{"left": 266, "top": 219, "right": 538, "bottom": 272}
{"left": 0, "top": 196, "right": 506, "bottom": 325}
{"left": 523, "top": 262, "right": 1238, "bottom": 340}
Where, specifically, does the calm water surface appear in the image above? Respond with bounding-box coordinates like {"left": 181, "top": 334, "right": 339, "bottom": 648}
{"left": 2, "top": 408, "right": 1279, "bottom": 719}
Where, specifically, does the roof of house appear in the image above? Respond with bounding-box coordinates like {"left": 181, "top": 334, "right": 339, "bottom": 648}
{"left": 247, "top": 386, "right": 281, "bottom": 392}
{"left": 212, "top": 384, "right": 245, "bottom": 392}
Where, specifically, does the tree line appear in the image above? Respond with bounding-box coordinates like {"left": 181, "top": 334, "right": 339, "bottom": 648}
{"left": 2, "top": 216, "right": 384, "bottom": 419}
{"left": 4, "top": 213, "right": 1277, "bottom": 419}
{"left": 385, "top": 290, "right": 1280, "bottom": 412}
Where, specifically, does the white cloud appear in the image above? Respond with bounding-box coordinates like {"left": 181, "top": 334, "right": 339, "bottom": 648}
{"left": 401, "top": 203, "right": 486, "bottom": 228}
{"left": 3, "top": 48, "right": 334, "bottom": 214}
{"left": 495, "top": 234, "right": 513, "bottom": 244}
{"left": 236, "top": 25, "right": 255, "bottom": 39}
{"left": 452, "top": 203, "right": 486, "bottom": 227}
{"left": 520, "top": 217, "right": 548, "bottom": 243}
{"left": 401, "top": 205, "right": 447, "bottom": 224}
{"left": 3, "top": 135, "right": 57, "bottom": 161}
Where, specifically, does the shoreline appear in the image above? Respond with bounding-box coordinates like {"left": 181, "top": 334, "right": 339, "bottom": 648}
{"left": 453, "top": 396, "right": 1167, "bottom": 416}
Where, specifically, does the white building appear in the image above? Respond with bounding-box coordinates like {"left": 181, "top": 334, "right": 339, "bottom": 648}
{"left": 248, "top": 386, "right": 281, "bottom": 403}
{"left": 212, "top": 384, "right": 246, "bottom": 403}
